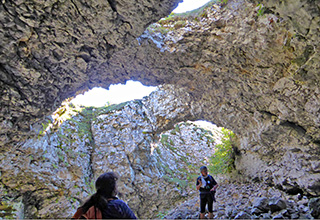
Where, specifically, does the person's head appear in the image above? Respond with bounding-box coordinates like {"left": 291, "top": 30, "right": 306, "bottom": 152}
{"left": 81, "top": 172, "right": 119, "bottom": 212}
{"left": 200, "top": 166, "right": 208, "bottom": 177}
{"left": 95, "top": 172, "right": 119, "bottom": 198}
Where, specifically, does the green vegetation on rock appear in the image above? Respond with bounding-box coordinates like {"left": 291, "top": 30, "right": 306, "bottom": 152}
{"left": 95, "top": 102, "right": 129, "bottom": 116}
{"left": 0, "top": 201, "right": 16, "bottom": 219}
{"left": 209, "top": 128, "right": 236, "bottom": 175}
{"left": 38, "top": 101, "right": 130, "bottom": 143}
{"left": 156, "top": 210, "right": 169, "bottom": 219}
{"left": 160, "top": 134, "right": 177, "bottom": 153}
{"left": 256, "top": 3, "right": 265, "bottom": 16}
{"left": 37, "top": 120, "right": 51, "bottom": 139}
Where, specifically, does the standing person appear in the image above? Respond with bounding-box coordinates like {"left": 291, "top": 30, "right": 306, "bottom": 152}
{"left": 196, "top": 166, "right": 218, "bottom": 219}
{"left": 72, "top": 172, "right": 137, "bottom": 219}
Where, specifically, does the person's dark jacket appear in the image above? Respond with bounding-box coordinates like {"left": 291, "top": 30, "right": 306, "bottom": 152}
{"left": 196, "top": 175, "right": 217, "bottom": 194}
{"left": 72, "top": 197, "right": 137, "bottom": 219}
{"left": 100, "top": 199, "right": 137, "bottom": 219}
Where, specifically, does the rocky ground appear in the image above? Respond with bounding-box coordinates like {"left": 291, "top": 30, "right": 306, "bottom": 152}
{"left": 165, "top": 178, "right": 320, "bottom": 219}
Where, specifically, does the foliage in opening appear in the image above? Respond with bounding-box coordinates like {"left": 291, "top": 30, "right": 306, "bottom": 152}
{"left": 157, "top": 122, "right": 218, "bottom": 196}
{"left": 256, "top": 3, "right": 265, "bottom": 17}
{"left": 209, "top": 128, "right": 236, "bottom": 175}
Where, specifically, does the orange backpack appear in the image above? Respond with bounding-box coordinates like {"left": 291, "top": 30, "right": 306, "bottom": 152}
{"left": 72, "top": 206, "right": 103, "bottom": 219}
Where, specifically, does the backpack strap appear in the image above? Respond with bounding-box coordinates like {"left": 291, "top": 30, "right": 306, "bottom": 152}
{"left": 72, "top": 207, "right": 84, "bottom": 219}
{"left": 84, "top": 206, "right": 103, "bottom": 219}
{"left": 209, "top": 175, "right": 217, "bottom": 188}
{"left": 72, "top": 206, "right": 103, "bottom": 219}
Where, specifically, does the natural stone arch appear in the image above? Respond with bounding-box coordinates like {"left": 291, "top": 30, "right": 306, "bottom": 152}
{"left": 0, "top": 0, "right": 319, "bottom": 203}
{"left": 0, "top": 85, "right": 221, "bottom": 218}
{"left": 84, "top": 0, "right": 320, "bottom": 195}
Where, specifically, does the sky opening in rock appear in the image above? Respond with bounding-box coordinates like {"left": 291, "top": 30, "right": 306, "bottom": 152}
{"left": 71, "top": 81, "right": 157, "bottom": 107}
{"left": 173, "top": 0, "right": 211, "bottom": 13}
{"left": 70, "top": 0, "right": 211, "bottom": 107}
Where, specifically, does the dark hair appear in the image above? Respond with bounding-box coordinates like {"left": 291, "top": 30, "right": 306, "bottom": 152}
{"left": 80, "top": 172, "right": 119, "bottom": 213}
{"left": 200, "top": 166, "right": 207, "bottom": 172}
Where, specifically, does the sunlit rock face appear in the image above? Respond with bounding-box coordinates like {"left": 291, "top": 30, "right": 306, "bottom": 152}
{"left": 91, "top": 87, "right": 216, "bottom": 218}
{"left": 0, "top": 0, "right": 319, "bottom": 210}
{"left": 0, "top": 86, "right": 219, "bottom": 218}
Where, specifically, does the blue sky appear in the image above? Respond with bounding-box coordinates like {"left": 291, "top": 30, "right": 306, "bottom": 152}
{"left": 173, "top": 0, "right": 211, "bottom": 13}
{"left": 71, "top": 81, "right": 157, "bottom": 107}
{"left": 71, "top": 0, "right": 211, "bottom": 107}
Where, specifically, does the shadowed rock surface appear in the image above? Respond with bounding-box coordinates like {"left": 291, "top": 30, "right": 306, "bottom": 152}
{"left": 0, "top": 0, "right": 320, "bottom": 214}
{"left": 0, "top": 0, "right": 181, "bottom": 147}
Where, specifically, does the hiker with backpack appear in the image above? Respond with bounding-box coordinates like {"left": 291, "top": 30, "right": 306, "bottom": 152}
{"left": 72, "top": 172, "right": 137, "bottom": 219}
{"left": 196, "top": 166, "right": 219, "bottom": 219}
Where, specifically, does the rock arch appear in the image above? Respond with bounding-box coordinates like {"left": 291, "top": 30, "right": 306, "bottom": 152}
{"left": 0, "top": 85, "right": 220, "bottom": 218}
{"left": 0, "top": 0, "right": 319, "bottom": 207}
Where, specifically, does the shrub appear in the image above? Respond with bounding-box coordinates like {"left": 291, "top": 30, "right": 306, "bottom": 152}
{"left": 156, "top": 211, "right": 168, "bottom": 219}
{"left": 209, "top": 128, "right": 235, "bottom": 174}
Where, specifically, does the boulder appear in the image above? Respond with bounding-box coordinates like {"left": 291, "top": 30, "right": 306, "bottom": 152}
{"left": 252, "top": 197, "right": 270, "bottom": 212}
{"left": 251, "top": 207, "right": 264, "bottom": 215}
{"left": 225, "top": 206, "right": 237, "bottom": 218}
{"left": 299, "top": 213, "right": 314, "bottom": 219}
{"left": 269, "top": 198, "right": 287, "bottom": 213}
{"left": 235, "top": 211, "right": 251, "bottom": 219}
{"left": 299, "top": 204, "right": 308, "bottom": 213}
{"left": 297, "top": 197, "right": 309, "bottom": 206}
{"left": 232, "top": 209, "right": 240, "bottom": 219}
{"left": 216, "top": 210, "right": 225, "bottom": 218}
{"left": 262, "top": 213, "right": 272, "bottom": 219}
{"left": 252, "top": 214, "right": 260, "bottom": 219}
{"left": 308, "top": 197, "right": 320, "bottom": 218}
{"left": 290, "top": 212, "right": 300, "bottom": 219}
{"left": 272, "top": 213, "right": 285, "bottom": 219}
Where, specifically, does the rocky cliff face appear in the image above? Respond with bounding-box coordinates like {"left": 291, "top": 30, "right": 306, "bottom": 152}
{"left": 0, "top": 0, "right": 319, "bottom": 206}
{"left": 0, "top": 86, "right": 220, "bottom": 219}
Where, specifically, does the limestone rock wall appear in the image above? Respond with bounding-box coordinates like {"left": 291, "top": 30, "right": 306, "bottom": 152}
{"left": 127, "top": 0, "right": 320, "bottom": 195}
{"left": 91, "top": 109, "right": 216, "bottom": 218}
{"left": 0, "top": 111, "right": 93, "bottom": 218}
{"left": 0, "top": 86, "right": 219, "bottom": 219}
{"left": 0, "top": 0, "right": 181, "bottom": 149}
{"left": 1, "top": 0, "right": 319, "bottom": 205}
